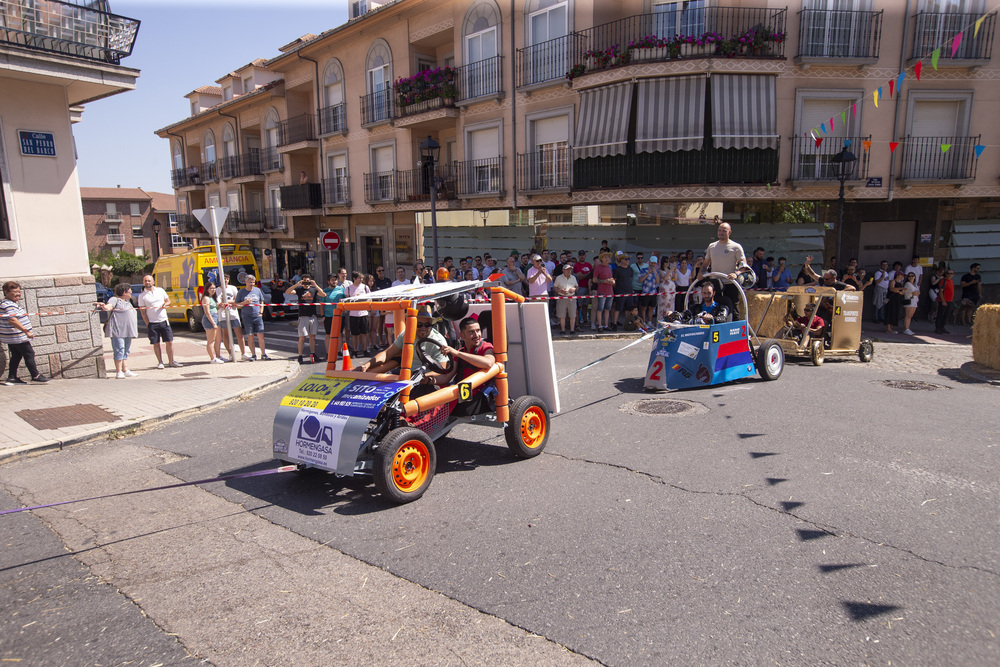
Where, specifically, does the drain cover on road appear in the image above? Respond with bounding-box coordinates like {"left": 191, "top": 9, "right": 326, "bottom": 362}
{"left": 879, "top": 380, "right": 948, "bottom": 391}
{"left": 16, "top": 404, "right": 120, "bottom": 430}
{"left": 621, "top": 398, "right": 709, "bottom": 417}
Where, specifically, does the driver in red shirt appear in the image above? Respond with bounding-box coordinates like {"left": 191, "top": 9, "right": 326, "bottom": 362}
{"left": 440, "top": 316, "right": 497, "bottom": 416}
{"left": 787, "top": 303, "right": 825, "bottom": 342}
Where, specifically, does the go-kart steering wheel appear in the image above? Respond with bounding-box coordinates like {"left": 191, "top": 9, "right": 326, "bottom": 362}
{"left": 415, "top": 338, "right": 455, "bottom": 374}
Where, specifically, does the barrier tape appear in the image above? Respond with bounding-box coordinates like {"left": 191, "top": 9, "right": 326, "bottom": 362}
{"left": 0, "top": 465, "right": 297, "bottom": 517}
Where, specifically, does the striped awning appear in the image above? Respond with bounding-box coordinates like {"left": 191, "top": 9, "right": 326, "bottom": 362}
{"left": 574, "top": 81, "right": 634, "bottom": 159}
{"left": 711, "top": 74, "right": 778, "bottom": 150}
{"left": 636, "top": 76, "right": 706, "bottom": 153}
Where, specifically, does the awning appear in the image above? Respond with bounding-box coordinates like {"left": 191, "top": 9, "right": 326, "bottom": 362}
{"left": 711, "top": 74, "right": 778, "bottom": 150}
{"left": 574, "top": 81, "right": 634, "bottom": 159}
{"left": 636, "top": 75, "right": 706, "bottom": 153}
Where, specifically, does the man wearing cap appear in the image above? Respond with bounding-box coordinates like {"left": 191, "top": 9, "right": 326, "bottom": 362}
{"left": 526, "top": 254, "right": 552, "bottom": 299}
{"left": 553, "top": 263, "right": 579, "bottom": 334}
{"left": 360, "top": 306, "right": 449, "bottom": 382}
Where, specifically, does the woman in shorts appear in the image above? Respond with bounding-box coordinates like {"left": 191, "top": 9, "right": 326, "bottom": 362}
{"left": 201, "top": 282, "right": 224, "bottom": 362}
{"left": 347, "top": 271, "right": 371, "bottom": 356}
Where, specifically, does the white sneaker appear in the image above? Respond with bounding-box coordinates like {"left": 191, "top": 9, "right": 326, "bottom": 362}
{"left": 156, "top": 363, "right": 165, "bottom": 369}
{"left": 168, "top": 361, "right": 183, "bottom": 368}
{"left": 211, "top": 357, "right": 224, "bottom": 364}
{"left": 242, "top": 351, "right": 253, "bottom": 359}
{"left": 116, "top": 371, "right": 126, "bottom": 379}
{"left": 904, "top": 329, "right": 914, "bottom": 335}
{"left": 219, "top": 356, "right": 230, "bottom": 363}
{"left": 125, "top": 370, "right": 137, "bottom": 377}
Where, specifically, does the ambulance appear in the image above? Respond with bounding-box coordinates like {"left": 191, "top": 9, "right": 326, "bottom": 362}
{"left": 152, "top": 244, "right": 261, "bottom": 331}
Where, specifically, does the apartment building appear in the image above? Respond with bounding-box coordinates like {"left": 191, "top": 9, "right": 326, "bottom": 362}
{"left": 155, "top": 0, "right": 1000, "bottom": 292}
{"left": 81, "top": 187, "right": 176, "bottom": 261}
{"left": 1, "top": 0, "right": 140, "bottom": 379}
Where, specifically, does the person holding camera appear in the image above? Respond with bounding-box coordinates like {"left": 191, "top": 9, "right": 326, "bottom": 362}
{"left": 286, "top": 273, "right": 326, "bottom": 364}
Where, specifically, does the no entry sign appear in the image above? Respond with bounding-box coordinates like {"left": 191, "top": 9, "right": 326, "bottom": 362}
{"left": 321, "top": 231, "right": 341, "bottom": 251}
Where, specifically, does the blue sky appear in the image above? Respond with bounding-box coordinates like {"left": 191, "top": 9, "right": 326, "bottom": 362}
{"left": 74, "top": 0, "right": 350, "bottom": 194}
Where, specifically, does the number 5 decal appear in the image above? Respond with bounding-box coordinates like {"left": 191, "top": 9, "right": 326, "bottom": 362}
{"left": 648, "top": 360, "right": 663, "bottom": 381}
{"left": 712, "top": 331, "right": 720, "bottom": 343}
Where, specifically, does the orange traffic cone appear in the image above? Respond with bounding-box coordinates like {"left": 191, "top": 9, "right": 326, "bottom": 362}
{"left": 341, "top": 343, "right": 352, "bottom": 371}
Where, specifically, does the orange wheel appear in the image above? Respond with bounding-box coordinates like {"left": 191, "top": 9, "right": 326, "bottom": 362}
{"left": 505, "top": 396, "right": 549, "bottom": 458}
{"left": 374, "top": 428, "right": 436, "bottom": 503}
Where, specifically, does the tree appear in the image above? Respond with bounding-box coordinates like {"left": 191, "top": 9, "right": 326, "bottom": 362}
{"left": 89, "top": 249, "right": 151, "bottom": 285}
{"left": 733, "top": 200, "right": 825, "bottom": 224}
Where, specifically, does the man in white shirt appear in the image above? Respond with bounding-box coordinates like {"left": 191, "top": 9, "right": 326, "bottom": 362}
{"left": 137, "top": 274, "right": 181, "bottom": 369}
{"left": 704, "top": 222, "right": 750, "bottom": 313}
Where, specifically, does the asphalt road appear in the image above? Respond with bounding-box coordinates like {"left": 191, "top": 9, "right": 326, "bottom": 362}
{"left": 2, "top": 338, "right": 997, "bottom": 665}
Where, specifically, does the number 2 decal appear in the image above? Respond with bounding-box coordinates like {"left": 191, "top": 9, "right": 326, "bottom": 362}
{"left": 649, "top": 360, "right": 664, "bottom": 381}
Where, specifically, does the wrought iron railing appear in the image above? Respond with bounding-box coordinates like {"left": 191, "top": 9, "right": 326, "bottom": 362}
{"left": 170, "top": 168, "right": 188, "bottom": 189}
{"left": 364, "top": 170, "right": 397, "bottom": 203}
{"left": 279, "top": 183, "right": 322, "bottom": 209}
{"left": 899, "top": 135, "right": 979, "bottom": 181}
{"left": 200, "top": 160, "right": 218, "bottom": 183}
{"left": 457, "top": 55, "right": 503, "bottom": 101}
{"left": 277, "top": 114, "right": 317, "bottom": 146}
{"left": 396, "top": 95, "right": 450, "bottom": 118}
{"left": 517, "top": 33, "right": 583, "bottom": 87}
{"left": 177, "top": 214, "right": 202, "bottom": 234}
{"left": 790, "top": 136, "right": 870, "bottom": 181}
{"left": 360, "top": 89, "right": 394, "bottom": 125}
{"left": 397, "top": 164, "right": 458, "bottom": 201}
{"left": 911, "top": 12, "right": 995, "bottom": 61}
{"left": 0, "top": 0, "right": 139, "bottom": 64}
{"left": 227, "top": 210, "right": 266, "bottom": 233}
{"left": 319, "top": 103, "right": 346, "bottom": 135}
{"left": 265, "top": 208, "right": 286, "bottom": 232}
{"left": 456, "top": 157, "right": 504, "bottom": 196}
{"left": 261, "top": 147, "right": 282, "bottom": 172}
{"left": 106, "top": 233, "right": 125, "bottom": 244}
{"left": 572, "top": 145, "right": 780, "bottom": 189}
{"left": 219, "top": 150, "right": 263, "bottom": 179}
{"left": 323, "top": 176, "right": 350, "bottom": 206}
{"left": 517, "top": 148, "right": 572, "bottom": 191}
{"left": 797, "top": 9, "right": 882, "bottom": 59}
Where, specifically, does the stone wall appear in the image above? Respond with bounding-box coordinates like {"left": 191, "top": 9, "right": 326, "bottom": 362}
{"left": 6, "top": 274, "right": 107, "bottom": 379}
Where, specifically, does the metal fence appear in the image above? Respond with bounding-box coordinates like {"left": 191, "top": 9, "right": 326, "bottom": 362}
{"left": 516, "top": 34, "right": 582, "bottom": 87}
{"left": 364, "top": 170, "right": 397, "bottom": 203}
{"left": 790, "top": 136, "right": 870, "bottom": 181}
{"left": 456, "top": 157, "right": 504, "bottom": 196}
{"left": 517, "top": 147, "right": 572, "bottom": 191}
{"left": 277, "top": 114, "right": 316, "bottom": 146}
{"left": 323, "top": 176, "right": 350, "bottom": 206}
{"left": 457, "top": 55, "right": 503, "bottom": 101}
{"left": 319, "top": 103, "right": 346, "bottom": 135}
{"left": 899, "top": 135, "right": 979, "bottom": 181}
{"left": 361, "top": 89, "right": 394, "bottom": 125}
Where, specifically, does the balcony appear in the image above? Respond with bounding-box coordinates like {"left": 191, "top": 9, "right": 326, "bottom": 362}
{"left": 265, "top": 208, "right": 286, "bottom": 232}
{"left": 456, "top": 56, "right": 503, "bottom": 102}
{"left": 323, "top": 176, "right": 350, "bottom": 207}
{"left": 176, "top": 214, "right": 202, "bottom": 234}
{"left": 227, "top": 210, "right": 266, "bottom": 233}
{"left": 796, "top": 9, "right": 882, "bottom": 66}
{"left": 361, "top": 90, "right": 394, "bottom": 126}
{"left": 106, "top": 233, "right": 125, "bottom": 245}
{"left": 790, "top": 137, "right": 871, "bottom": 184}
{"left": 517, "top": 33, "right": 583, "bottom": 88}
{"left": 279, "top": 183, "right": 322, "bottom": 210}
{"left": 364, "top": 170, "right": 397, "bottom": 203}
{"left": 200, "top": 160, "right": 218, "bottom": 183}
{"left": 456, "top": 158, "right": 504, "bottom": 197}
{"left": 277, "top": 114, "right": 317, "bottom": 151}
{"left": 911, "top": 12, "right": 995, "bottom": 65}
{"left": 572, "top": 146, "right": 779, "bottom": 190}
{"left": 262, "top": 147, "right": 282, "bottom": 172}
{"left": 898, "top": 135, "right": 979, "bottom": 184}
{"left": 397, "top": 165, "right": 458, "bottom": 202}
{"left": 319, "top": 103, "right": 346, "bottom": 135}
{"left": 170, "top": 168, "right": 188, "bottom": 189}
{"left": 218, "top": 149, "right": 264, "bottom": 181}
{"left": 0, "top": 0, "right": 139, "bottom": 65}
{"left": 517, "top": 148, "right": 572, "bottom": 193}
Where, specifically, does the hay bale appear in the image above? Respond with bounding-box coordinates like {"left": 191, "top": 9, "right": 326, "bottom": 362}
{"left": 747, "top": 292, "right": 791, "bottom": 338}
{"left": 972, "top": 304, "right": 1000, "bottom": 370}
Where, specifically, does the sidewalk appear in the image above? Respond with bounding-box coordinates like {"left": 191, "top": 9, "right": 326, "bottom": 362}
{"left": 1, "top": 336, "right": 298, "bottom": 461}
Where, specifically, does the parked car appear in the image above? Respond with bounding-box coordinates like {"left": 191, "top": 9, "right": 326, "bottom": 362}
{"left": 129, "top": 284, "right": 144, "bottom": 307}
{"left": 94, "top": 282, "right": 113, "bottom": 303}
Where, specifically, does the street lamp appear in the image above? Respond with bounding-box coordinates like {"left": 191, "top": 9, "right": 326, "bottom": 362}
{"left": 479, "top": 209, "right": 489, "bottom": 227}
{"left": 151, "top": 218, "right": 161, "bottom": 261}
{"left": 830, "top": 145, "right": 857, "bottom": 271}
{"left": 420, "top": 135, "right": 441, "bottom": 273}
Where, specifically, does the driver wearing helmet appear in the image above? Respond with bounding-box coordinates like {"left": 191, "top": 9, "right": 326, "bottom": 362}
{"left": 662, "top": 282, "right": 732, "bottom": 324}
{"left": 360, "top": 305, "right": 448, "bottom": 381}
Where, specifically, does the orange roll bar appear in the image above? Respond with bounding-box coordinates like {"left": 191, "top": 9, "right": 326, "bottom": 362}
{"left": 317, "top": 370, "right": 403, "bottom": 382}
{"left": 490, "top": 285, "right": 525, "bottom": 303}
{"left": 402, "top": 363, "right": 503, "bottom": 417}
{"left": 325, "top": 312, "right": 342, "bottom": 373}
{"left": 489, "top": 289, "right": 510, "bottom": 415}
{"left": 336, "top": 299, "right": 411, "bottom": 313}
{"left": 494, "top": 370, "right": 510, "bottom": 422}
{"left": 398, "top": 307, "right": 418, "bottom": 402}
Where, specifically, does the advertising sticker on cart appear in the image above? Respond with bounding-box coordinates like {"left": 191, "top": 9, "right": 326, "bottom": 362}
{"left": 322, "top": 380, "right": 413, "bottom": 419}
{"left": 279, "top": 374, "right": 354, "bottom": 410}
{"left": 288, "top": 408, "right": 350, "bottom": 469}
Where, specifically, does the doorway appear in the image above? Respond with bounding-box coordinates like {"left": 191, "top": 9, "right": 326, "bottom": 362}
{"left": 858, "top": 220, "right": 915, "bottom": 268}
{"left": 360, "top": 235, "right": 384, "bottom": 274}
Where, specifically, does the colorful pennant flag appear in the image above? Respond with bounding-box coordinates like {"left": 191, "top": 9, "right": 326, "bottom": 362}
{"left": 841, "top": 110, "right": 847, "bottom": 125}
{"left": 874, "top": 89, "right": 879, "bottom": 108}
{"left": 975, "top": 15, "right": 985, "bottom": 38}
{"left": 829, "top": 117, "right": 835, "bottom": 130}
{"left": 941, "top": 144, "right": 952, "bottom": 153}
{"left": 974, "top": 144, "right": 986, "bottom": 159}
{"left": 889, "top": 142, "right": 899, "bottom": 154}
{"left": 915, "top": 61, "right": 922, "bottom": 81}
{"left": 897, "top": 72, "right": 905, "bottom": 88}
{"left": 821, "top": 123, "right": 827, "bottom": 134}
{"left": 862, "top": 140, "right": 872, "bottom": 152}
{"left": 889, "top": 79, "right": 895, "bottom": 98}
{"left": 815, "top": 137, "right": 824, "bottom": 147}
{"left": 952, "top": 33, "right": 963, "bottom": 58}
{"left": 852, "top": 103, "right": 857, "bottom": 117}
{"left": 932, "top": 48, "right": 941, "bottom": 70}
{"left": 844, "top": 139, "right": 852, "bottom": 147}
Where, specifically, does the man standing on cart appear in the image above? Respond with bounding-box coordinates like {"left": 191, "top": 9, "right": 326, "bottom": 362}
{"left": 704, "top": 222, "right": 752, "bottom": 313}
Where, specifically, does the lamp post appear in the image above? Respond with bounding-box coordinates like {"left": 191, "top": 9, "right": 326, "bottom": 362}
{"left": 830, "top": 145, "right": 857, "bottom": 271}
{"left": 151, "top": 219, "right": 161, "bottom": 261}
{"left": 479, "top": 209, "right": 489, "bottom": 227}
{"left": 419, "top": 135, "right": 441, "bottom": 273}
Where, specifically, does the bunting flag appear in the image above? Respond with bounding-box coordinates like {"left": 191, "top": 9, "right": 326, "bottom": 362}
{"left": 897, "top": 72, "right": 905, "bottom": 88}
{"left": 889, "top": 142, "right": 899, "bottom": 154}
{"left": 941, "top": 144, "right": 952, "bottom": 153}
{"left": 830, "top": 117, "right": 835, "bottom": 130}
{"left": 889, "top": 79, "right": 895, "bottom": 97}
{"left": 821, "top": 123, "right": 827, "bottom": 134}
{"left": 975, "top": 15, "right": 985, "bottom": 37}
{"left": 841, "top": 110, "right": 847, "bottom": 125}
{"left": 915, "top": 61, "right": 922, "bottom": 81}
{"left": 852, "top": 102, "right": 857, "bottom": 117}
{"left": 974, "top": 144, "right": 986, "bottom": 159}
{"left": 815, "top": 137, "right": 824, "bottom": 147}
{"left": 932, "top": 48, "right": 941, "bottom": 69}
{"left": 874, "top": 88, "right": 880, "bottom": 108}
{"left": 862, "top": 140, "right": 872, "bottom": 152}
{"left": 952, "top": 33, "right": 963, "bottom": 58}
{"left": 844, "top": 139, "right": 852, "bottom": 147}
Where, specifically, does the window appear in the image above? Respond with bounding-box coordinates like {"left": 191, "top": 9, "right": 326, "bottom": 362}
{"left": 172, "top": 141, "right": 184, "bottom": 171}
{"left": 371, "top": 144, "right": 395, "bottom": 200}
{"left": 327, "top": 152, "right": 349, "bottom": 203}
{"left": 321, "top": 60, "right": 346, "bottom": 134}
{"left": 106, "top": 202, "right": 119, "bottom": 218}
{"left": 223, "top": 84, "right": 233, "bottom": 101}
{"left": 0, "top": 117, "right": 12, "bottom": 243}
{"left": 526, "top": 1, "right": 568, "bottom": 84}
{"left": 171, "top": 233, "right": 188, "bottom": 248}
{"left": 132, "top": 224, "right": 144, "bottom": 237}
{"left": 204, "top": 130, "right": 217, "bottom": 164}
{"left": 465, "top": 13, "right": 498, "bottom": 99}
{"left": 243, "top": 76, "right": 253, "bottom": 93}
{"left": 652, "top": 1, "right": 706, "bottom": 37}
{"left": 365, "top": 40, "right": 393, "bottom": 124}
{"left": 130, "top": 202, "right": 141, "bottom": 216}
{"left": 134, "top": 247, "right": 144, "bottom": 257}
{"left": 527, "top": 110, "right": 571, "bottom": 189}
{"left": 465, "top": 125, "right": 501, "bottom": 194}
{"left": 793, "top": 90, "right": 862, "bottom": 179}
{"left": 168, "top": 212, "right": 178, "bottom": 231}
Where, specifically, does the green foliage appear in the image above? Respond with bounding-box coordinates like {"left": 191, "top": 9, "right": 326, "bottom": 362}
{"left": 89, "top": 248, "right": 150, "bottom": 285}
{"left": 735, "top": 201, "right": 823, "bottom": 225}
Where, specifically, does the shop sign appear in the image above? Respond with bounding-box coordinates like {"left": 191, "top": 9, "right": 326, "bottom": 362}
{"left": 395, "top": 229, "right": 414, "bottom": 265}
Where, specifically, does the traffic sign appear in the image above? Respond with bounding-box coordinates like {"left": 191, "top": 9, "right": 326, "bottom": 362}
{"left": 321, "top": 230, "right": 341, "bottom": 251}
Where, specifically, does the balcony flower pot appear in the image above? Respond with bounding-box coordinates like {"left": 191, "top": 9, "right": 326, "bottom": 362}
{"left": 630, "top": 46, "right": 669, "bottom": 62}
{"left": 681, "top": 43, "right": 712, "bottom": 57}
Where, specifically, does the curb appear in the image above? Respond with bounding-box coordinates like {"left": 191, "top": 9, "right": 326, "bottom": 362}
{"left": 0, "top": 360, "right": 299, "bottom": 463}
{"left": 958, "top": 361, "right": 1000, "bottom": 386}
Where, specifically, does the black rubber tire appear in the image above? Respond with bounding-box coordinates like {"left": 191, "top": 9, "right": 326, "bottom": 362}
{"left": 858, "top": 338, "right": 874, "bottom": 363}
{"left": 810, "top": 339, "right": 825, "bottom": 366}
{"left": 187, "top": 310, "right": 202, "bottom": 332}
{"left": 756, "top": 339, "right": 784, "bottom": 381}
{"left": 505, "top": 395, "right": 549, "bottom": 458}
{"left": 373, "top": 427, "right": 436, "bottom": 503}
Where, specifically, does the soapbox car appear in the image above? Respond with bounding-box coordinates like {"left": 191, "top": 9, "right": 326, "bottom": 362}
{"left": 767, "top": 285, "right": 874, "bottom": 365}
{"left": 271, "top": 279, "right": 560, "bottom": 503}
{"left": 644, "top": 272, "right": 784, "bottom": 391}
